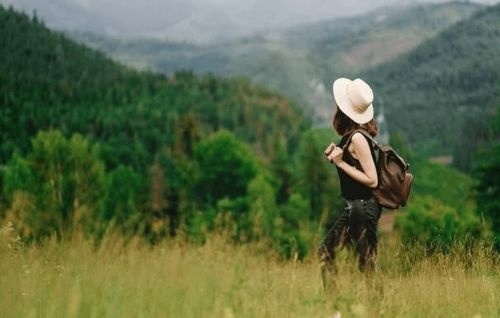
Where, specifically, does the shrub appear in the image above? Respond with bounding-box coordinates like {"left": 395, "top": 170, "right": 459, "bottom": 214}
{"left": 395, "top": 195, "right": 486, "bottom": 250}
{"left": 473, "top": 105, "right": 500, "bottom": 249}
{"left": 193, "top": 130, "right": 259, "bottom": 205}
{"left": 2, "top": 130, "right": 105, "bottom": 239}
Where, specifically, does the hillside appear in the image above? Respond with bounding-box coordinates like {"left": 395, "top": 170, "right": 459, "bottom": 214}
{"left": 0, "top": 5, "right": 307, "bottom": 171}
{"left": 309, "top": 2, "right": 481, "bottom": 80}
{"left": 0, "top": 4, "right": 313, "bottom": 243}
{"left": 68, "top": 2, "right": 481, "bottom": 125}
{"left": 364, "top": 3, "right": 500, "bottom": 171}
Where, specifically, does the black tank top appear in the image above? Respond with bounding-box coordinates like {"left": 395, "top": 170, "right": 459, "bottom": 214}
{"left": 336, "top": 131, "right": 377, "bottom": 200}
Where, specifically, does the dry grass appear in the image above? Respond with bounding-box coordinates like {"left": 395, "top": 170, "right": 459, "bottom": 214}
{"left": 0, "top": 224, "right": 498, "bottom": 318}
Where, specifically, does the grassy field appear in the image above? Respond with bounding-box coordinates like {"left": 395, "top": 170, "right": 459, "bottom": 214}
{"left": 1, "top": 224, "right": 498, "bottom": 318}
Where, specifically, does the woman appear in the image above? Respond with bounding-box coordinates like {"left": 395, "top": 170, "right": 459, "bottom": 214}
{"left": 319, "top": 78, "right": 382, "bottom": 280}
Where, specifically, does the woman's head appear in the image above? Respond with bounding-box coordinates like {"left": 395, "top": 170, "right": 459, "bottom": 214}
{"left": 333, "top": 106, "right": 378, "bottom": 137}
{"left": 331, "top": 77, "right": 377, "bottom": 136}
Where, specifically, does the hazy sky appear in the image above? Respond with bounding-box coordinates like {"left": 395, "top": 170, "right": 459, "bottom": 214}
{"left": 1, "top": 0, "right": 498, "bottom": 41}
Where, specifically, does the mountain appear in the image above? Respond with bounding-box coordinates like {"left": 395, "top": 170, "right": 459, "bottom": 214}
{"left": 363, "top": 3, "right": 500, "bottom": 171}
{"left": 67, "top": 2, "right": 482, "bottom": 125}
{"left": 0, "top": 5, "right": 307, "bottom": 172}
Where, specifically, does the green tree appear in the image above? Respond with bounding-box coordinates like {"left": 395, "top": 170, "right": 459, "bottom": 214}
{"left": 156, "top": 149, "right": 196, "bottom": 236}
{"left": 270, "top": 140, "right": 293, "bottom": 204}
{"left": 279, "top": 192, "right": 311, "bottom": 258}
{"left": 295, "top": 130, "right": 331, "bottom": 219}
{"left": 193, "top": 130, "right": 259, "bottom": 205}
{"left": 247, "top": 174, "right": 279, "bottom": 240}
{"left": 101, "top": 165, "right": 142, "bottom": 234}
{"left": 395, "top": 195, "right": 484, "bottom": 250}
{"left": 3, "top": 153, "right": 34, "bottom": 198}
{"left": 473, "top": 106, "right": 500, "bottom": 248}
{"left": 2, "top": 130, "right": 105, "bottom": 238}
{"left": 2, "top": 154, "right": 36, "bottom": 237}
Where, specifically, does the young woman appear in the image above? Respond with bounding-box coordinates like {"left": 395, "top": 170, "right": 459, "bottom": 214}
{"left": 319, "top": 78, "right": 382, "bottom": 278}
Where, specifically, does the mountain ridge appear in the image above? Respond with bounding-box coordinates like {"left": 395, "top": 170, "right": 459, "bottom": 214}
{"left": 67, "top": 2, "right": 482, "bottom": 125}
{"left": 0, "top": 5, "right": 307, "bottom": 170}
{"left": 363, "top": 3, "right": 500, "bottom": 170}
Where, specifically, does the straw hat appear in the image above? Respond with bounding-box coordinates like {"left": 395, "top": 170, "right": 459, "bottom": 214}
{"left": 332, "top": 78, "right": 374, "bottom": 124}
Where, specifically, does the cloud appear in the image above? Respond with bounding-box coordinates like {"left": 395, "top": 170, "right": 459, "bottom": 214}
{"left": 0, "top": 0, "right": 497, "bottom": 41}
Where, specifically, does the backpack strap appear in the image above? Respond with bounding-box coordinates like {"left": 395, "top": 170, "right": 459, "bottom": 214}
{"left": 343, "top": 129, "right": 410, "bottom": 169}
{"left": 341, "top": 129, "right": 381, "bottom": 151}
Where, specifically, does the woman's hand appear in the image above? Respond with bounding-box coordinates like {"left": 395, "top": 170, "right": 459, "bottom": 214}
{"left": 327, "top": 147, "right": 344, "bottom": 165}
{"left": 324, "top": 143, "right": 336, "bottom": 156}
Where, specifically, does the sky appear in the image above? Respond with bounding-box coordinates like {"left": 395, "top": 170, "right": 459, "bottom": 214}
{"left": 1, "top": 0, "right": 498, "bottom": 42}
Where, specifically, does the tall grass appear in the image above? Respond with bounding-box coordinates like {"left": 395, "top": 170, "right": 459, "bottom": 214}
{"left": 0, "top": 223, "right": 498, "bottom": 318}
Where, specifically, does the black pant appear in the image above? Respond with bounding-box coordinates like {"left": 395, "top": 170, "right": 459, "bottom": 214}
{"left": 318, "top": 196, "right": 382, "bottom": 273}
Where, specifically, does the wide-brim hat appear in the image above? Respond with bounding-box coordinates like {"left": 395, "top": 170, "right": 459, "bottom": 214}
{"left": 332, "top": 78, "right": 374, "bottom": 124}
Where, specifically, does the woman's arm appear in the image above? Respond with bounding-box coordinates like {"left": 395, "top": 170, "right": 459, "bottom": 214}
{"left": 328, "top": 133, "right": 378, "bottom": 188}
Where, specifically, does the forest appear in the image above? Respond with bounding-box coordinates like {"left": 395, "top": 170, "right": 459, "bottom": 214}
{"left": 68, "top": 2, "right": 500, "bottom": 175}
{"left": 364, "top": 4, "right": 500, "bottom": 172}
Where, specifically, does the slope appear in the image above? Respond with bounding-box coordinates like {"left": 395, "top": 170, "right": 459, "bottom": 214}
{"left": 364, "top": 3, "right": 500, "bottom": 171}
{"left": 0, "top": 5, "right": 307, "bottom": 171}
{"left": 68, "top": 2, "right": 481, "bottom": 124}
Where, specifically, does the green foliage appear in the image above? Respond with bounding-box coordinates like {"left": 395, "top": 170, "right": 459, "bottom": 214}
{"left": 2, "top": 130, "right": 105, "bottom": 238}
{"left": 280, "top": 193, "right": 309, "bottom": 228}
{"left": 2, "top": 153, "right": 34, "bottom": 197}
{"left": 295, "top": 131, "right": 330, "bottom": 219}
{"left": 154, "top": 150, "right": 197, "bottom": 237}
{"left": 0, "top": 5, "right": 307, "bottom": 173}
{"left": 395, "top": 195, "right": 484, "bottom": 250}
{"left": 368, "top": 131, "right": 493, "bottom": 250}
{"left": 365, "top": 4, "right": 500, "bottom": 171}
{"left": 277, "top": 192, "right": 311, "bottom": 257}
{"left": 0, "top": 5, "right": 307, "bottom": 245}
{"left": 385, "top": 130, "right": 475, "bottom": 210}
{"left": 294, "top": 130, "right": 343, "bottom": 220}
{"left": 101, "top": 165, "right": 143, "bottom": 234}
{"left": 410, "top": 156, "right": 474, "bottom": 210}
{"left": 388, "top": 132, "right": 413, "bottom": 162}
{"left": 269, "top": 141, "right": 293, "bottom": 204}
{"left": 247, "top": 174, "right": 279, "bottom": 239}
{"left": 193, "top": 130, "right": 259, "bottom": 205}
{"left": 0, "top": 4, "right": 495, "bottom": 258}
{"left": 392, "top": 132, "right": 489, "bottom": 249}
{"left": 473, "top": 106, "right": 500, "bottom": 248}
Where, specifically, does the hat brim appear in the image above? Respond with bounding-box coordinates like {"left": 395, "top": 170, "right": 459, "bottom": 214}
{"left": 333, "top": 78, "right": 374, "bottom": 124}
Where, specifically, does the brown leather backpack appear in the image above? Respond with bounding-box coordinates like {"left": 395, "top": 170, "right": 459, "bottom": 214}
{"left": 343, "top": 129, "right": 413, "bottom": 210}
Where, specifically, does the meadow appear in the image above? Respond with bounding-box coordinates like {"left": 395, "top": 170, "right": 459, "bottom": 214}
{"left": 1, "top": 223, "right": 498, "bottom": 318}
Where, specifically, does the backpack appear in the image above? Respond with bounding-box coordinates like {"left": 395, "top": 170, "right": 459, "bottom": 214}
{"left": 342, "top": 129, "right": 413, "bottom": 210}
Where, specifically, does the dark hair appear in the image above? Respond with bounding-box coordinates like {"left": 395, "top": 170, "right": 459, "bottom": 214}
{"left": 332, "top": 106, "right": 378, "bottom": 137}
